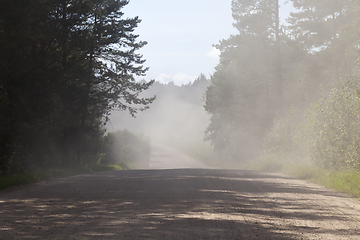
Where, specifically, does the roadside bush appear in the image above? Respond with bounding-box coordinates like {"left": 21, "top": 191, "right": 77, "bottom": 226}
{"left": 257, "top": 107, "right": 315, "bottom": 170}
{"left": 313, "top": 78, "right": 360, "bottom": 170}
{"left": 100, "top": 129, "right": 150, "bottom": 169}
{"left": 260, "top": 110, "right": 295, "bottom": 164}
{"left": 254, "top": 77, "right": 360, "bottom": 198}
{"left": 258, "top": 76, "right": 360, "bottom": 172}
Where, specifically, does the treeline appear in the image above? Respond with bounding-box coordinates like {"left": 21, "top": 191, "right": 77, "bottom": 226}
{"left": 205, "top": 0, "right": 360, "bottom": 165}
{"left": 0, "top": 0, "right": 154, "bottom": 175}
{"left": 101, "top": 129, "right": 150, "bottom": 169}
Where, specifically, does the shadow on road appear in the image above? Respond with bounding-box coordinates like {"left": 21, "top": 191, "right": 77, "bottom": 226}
{"left": 1, "top": 169, "right": 359, "bottom": 239}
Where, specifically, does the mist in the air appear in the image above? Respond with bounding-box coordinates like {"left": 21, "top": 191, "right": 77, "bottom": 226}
{"left": 108, "top": 0, "right": 360, "bottom": 172}
{"left": 108, "top": 74, "right": 213, "bottom": 167}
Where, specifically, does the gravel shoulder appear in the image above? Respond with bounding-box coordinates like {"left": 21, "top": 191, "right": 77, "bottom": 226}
{"left": 1, "top": 146, "right": 360, "bottom": 239}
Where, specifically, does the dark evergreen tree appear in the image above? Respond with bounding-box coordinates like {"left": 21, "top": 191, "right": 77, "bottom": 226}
{"left": 288, "top": 0, "right": 359, "bottom": 89}
{"left": 0, "top": 0, "right": 154, "bottom": 174}
{"left": 205, "top": 0, "right": 360, "bottom": 164}
{"left": 204, "top": 0, "right": 284, "bottom": 162}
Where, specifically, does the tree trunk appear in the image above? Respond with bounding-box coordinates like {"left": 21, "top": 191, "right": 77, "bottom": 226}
{"left": 274, "top": 0, "right": 284, "bottom": 116}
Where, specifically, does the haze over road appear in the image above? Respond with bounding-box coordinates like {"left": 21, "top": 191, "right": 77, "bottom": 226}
{"left": 1, "top": 145, "right": 360, "bottom": 239}
{"left": 148, "top": 143, "right": 208, "bottom": 169}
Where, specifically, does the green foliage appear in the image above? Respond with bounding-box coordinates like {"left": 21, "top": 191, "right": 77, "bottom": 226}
{"left": 288, "top": 0, "right": 360, "bottom": 89}
{"left": 258, "top": 97, "right": 360, "bottom": 197}
{"left": 205, "top": 37, "right": 277, "bottom": 162}
{"left": 316, "top": 171, "right": 360, "bottom": 198}
{"left": 258, "top": 105, "right": 317, "bottom": 169}
{"left": 283, "top": 165, "right": 360, "bottom": 199}
{"left": 261, "top": 109, "right": 295, "bottom": 159}
{"left": 100, "top": 129, "right": 150, "bottom": 169}
{"left": 0, "top": 0, "right": 154, "bottom": 174}
{"left": 205, "top": 0, "right": 360, "bottom": 166}
{"left": 259, "top": 77, "right": 360, "bottom": 171}
{"left": 313, "top": 78, "right": 360, "bottom": 170}
{"left": 0, "top": 173, "right": 39, "bottom": 191}
{"left": 0, "top": 164, "right": 126, "bottom": 191}
{"left": 204, "top": 0, "right": 289, "bottom": 163}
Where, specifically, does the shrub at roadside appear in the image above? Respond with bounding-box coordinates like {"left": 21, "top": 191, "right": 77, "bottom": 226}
{"left": 259, "top": 77, "right": 360, "bottom": 171}
{"left": 100, "top": 129, "right": 150, "bottom": 169}
{"left": 0, "top": 129, "right": 148, "bottom": 190}
{"left": 283, "top": 166, "right": 360, "bottom": 199}
{"left": 313, "top": 79, "right": 360, "bottom": 170}
{"left": 255, "top": 77, "right": 360, "bottom": 198}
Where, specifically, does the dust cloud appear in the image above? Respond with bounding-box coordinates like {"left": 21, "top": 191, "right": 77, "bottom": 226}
{"left": 107, "top": 75, "right": 213, "bottom": 167}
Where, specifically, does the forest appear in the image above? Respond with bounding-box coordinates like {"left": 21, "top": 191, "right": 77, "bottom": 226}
{"left": 0, "top": 0, "right": 154, "bottom": 175}
{"left": 1, "top": 0, "right": 360, "bottom": 188}
{"left": 205, "top": 0, "right": 360, "bottom": 174}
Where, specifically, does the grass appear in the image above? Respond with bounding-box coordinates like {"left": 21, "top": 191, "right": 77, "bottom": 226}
{"left": 282, "top": 164, "right": 360, "bottom": 199}
{"left": 0, "top": 172, "right": 40, "bottom": 191}
{"left": 0, "top": 163, "right": 127, "bottom": 191}
{"left": 248, "top": 158, "right": 360, "bottom": 199}
{"left": 313, "top": 170, "right": 360, "bottom": 198}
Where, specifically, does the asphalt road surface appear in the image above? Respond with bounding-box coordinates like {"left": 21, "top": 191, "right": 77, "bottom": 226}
{"left": 1, "top": 144, "right": 360, "bottom": 239}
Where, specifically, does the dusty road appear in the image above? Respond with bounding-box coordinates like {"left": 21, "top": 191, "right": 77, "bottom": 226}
{"left": 1, "top": 146, "right": 360, "bottom": 239}
{"left": 148, "top": 143, "right": 208, "bottom": 169}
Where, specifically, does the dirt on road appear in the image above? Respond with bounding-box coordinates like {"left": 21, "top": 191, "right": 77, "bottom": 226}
{"left": 148, "top": 143, "right": 208, "bottom": 169}
{"left": 1, "top": 145, "right": 360, "bottom": 239}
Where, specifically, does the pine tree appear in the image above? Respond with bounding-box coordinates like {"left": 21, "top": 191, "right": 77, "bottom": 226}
{"left": 287, "top": 0, "right": 359, "bottom": 87}
{"left": 0, "top": 0, "right": 154, "bottom": 173}
{"left": 204, "top": 0, "right": 284, "bottom": 162}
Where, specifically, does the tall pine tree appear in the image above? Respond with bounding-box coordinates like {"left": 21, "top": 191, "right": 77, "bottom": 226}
{"left": 287, "top": 0, "right": 359, "bottom": 88}
{"left": 205, "top": 0, "right": 284, "bottom": 162}
{"left": 0, "top": 0, "right": 154, "bottom": 173}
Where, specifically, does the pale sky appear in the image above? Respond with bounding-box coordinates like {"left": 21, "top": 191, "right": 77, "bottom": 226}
{"left": 124, "top": 0, "right": 292, "bottom": 85}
